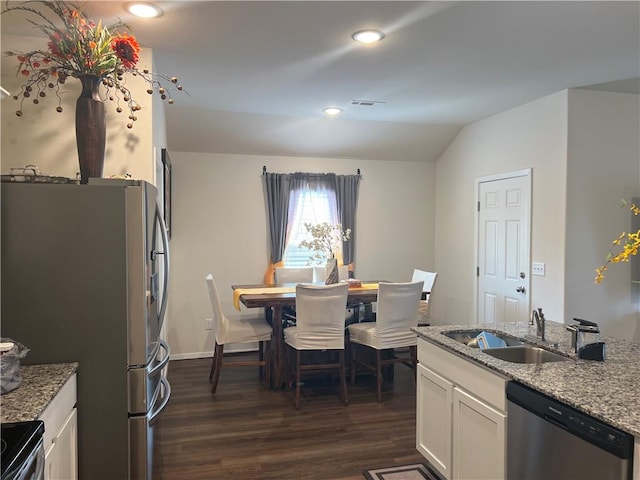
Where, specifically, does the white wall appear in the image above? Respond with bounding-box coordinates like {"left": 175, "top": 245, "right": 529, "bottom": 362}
{"left": 565, "top": 89, "right": 640, "bottom": 341}
{"left": 1, "top": 34, "right": 159, "bottom": 183}
{"left": 167, "top": 152, "right": 435, "bottom": 358}
{"left": 433, "top": 91, "right": 569, "bottom": 326}
{"left": 433, "top": 88, "right": 640, "bottom": 342}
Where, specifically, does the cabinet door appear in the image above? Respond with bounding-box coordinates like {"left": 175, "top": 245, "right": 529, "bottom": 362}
{"left": 45, "top": 408, "right": 78, "bottom": 480}
{"left": 634, "top": 437, "right": 640, "bottom": 480}
{"left": 417, "top": 363, "right": 453, "bottom": 480}
{"left": 452, "top": 387, "right": 506, "bottom": 480}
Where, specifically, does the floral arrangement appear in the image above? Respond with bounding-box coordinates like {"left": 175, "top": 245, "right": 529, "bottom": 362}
{"left": 2, "top": 0, "right": 185, "bottom": 129}
{"left": 299, "top": 222, "right": 351, "bottom": 264}
{"left": 595, "top": 200, "right": 640, "bottom": 283}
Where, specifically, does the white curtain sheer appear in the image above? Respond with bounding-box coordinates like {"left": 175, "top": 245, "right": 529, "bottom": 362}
{"left": 284, "top": 174, "right": 339, "bottom": 267}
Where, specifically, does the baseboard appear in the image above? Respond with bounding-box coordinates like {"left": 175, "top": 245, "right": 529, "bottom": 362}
{"left": 170, "top": 344, "right": 259, "bottom": 361}
{"left": 170, "top": 351, "right": 213, "bottom": 360}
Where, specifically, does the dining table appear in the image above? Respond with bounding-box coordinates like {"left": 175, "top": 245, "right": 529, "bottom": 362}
{"left": 231, "top": 282, "right": 428, "bottom": 389}
{"left": 232, "top": 282, "right": 380, "bottom": 388}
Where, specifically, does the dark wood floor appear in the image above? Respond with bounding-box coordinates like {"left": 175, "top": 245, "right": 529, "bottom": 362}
{"left": 153, "top": 353, "right": 424, "bottom": 479}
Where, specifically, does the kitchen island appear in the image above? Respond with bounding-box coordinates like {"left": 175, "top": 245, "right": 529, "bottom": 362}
{"left": 414, "top": 322, "right": 640, "bottom": 480}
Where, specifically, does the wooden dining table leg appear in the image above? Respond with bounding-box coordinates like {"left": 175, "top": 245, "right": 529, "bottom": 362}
{"left": 271, "top": 304, "right": 285, "bottom": 389}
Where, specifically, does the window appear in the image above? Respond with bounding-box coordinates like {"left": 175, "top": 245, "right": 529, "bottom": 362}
{"left": 262, "top": 171, "right": 359, "bottom": 282}
{"left": 283, "top": 186, "right": 340, "bottom": 267}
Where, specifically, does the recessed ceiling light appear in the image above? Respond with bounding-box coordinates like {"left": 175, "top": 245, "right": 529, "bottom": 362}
{"left": 352, "top": 29, "right": 385, "bottom": 45}
{"left": 126, "top": 2, "right": 163, "bottom": 18}
{"left": 323, "top": 107, "right": 343, "bottom": 116}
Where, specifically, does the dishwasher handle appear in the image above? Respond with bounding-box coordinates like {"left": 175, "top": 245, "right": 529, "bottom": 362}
{"left": 542, "top": 412, "right": 568, "bottom": 430}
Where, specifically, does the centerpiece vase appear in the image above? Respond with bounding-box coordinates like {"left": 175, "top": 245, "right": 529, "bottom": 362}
{"left": 325, "top": 256, "right": 339, "bottom": 285}
{"left": 75, "top": 75, "right": 106, "bottom": 184}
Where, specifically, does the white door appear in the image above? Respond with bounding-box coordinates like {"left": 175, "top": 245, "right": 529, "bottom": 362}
{"left": 476, "top": 171, "right": 530, "bottom": 324}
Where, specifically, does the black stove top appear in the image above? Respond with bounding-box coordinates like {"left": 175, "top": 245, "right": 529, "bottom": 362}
{"left": 1, "top": 421, "right": 44, "bottom": 478}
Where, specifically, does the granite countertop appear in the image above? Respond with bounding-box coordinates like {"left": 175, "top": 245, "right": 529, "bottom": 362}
{"left": 1, "top": 362, "right": 78, "bottom": 423}
{"left": 414, "top": 322, "right": 640, "bottom": 438}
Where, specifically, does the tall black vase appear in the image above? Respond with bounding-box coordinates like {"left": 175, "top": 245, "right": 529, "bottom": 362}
{"left": 75, "top": 75, "right": 106, "bottom": 184}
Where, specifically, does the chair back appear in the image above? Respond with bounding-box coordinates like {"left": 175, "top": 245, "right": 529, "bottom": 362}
{"left": 275, "top": 266, "right": 314, "bottom": 284}
{"left": 375, "top": 281, "right": 424, "bottom": 347}
{"left": 411, "top": 269, "right": 438, "bottom": 301}
{"left": 205, "top": 274, "right": 229, "bottom": 340}
{"left": 312, "top": 265, "right": 349, "bottom": 283}
{"left": 339, "top": 265, "right": 349, "bottom": 281}
{"left": 294, "top": 283, "right": 349, "bottom": 349}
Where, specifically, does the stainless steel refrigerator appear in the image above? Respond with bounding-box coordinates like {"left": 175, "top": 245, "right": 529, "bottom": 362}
{"left": 1, "top": 178, "right": 171, "bottom": 480}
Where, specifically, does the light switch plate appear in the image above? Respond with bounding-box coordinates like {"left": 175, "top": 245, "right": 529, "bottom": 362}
{"left": 205, "top": 318, "right": 213, "bottom": 330}
{"left": 532, "top": 262, "right": 545, "bottom": 276}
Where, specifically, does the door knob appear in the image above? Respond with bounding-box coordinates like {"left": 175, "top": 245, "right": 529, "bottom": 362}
{"left": 516, "top": 286, "right": 526, "bottom": 293}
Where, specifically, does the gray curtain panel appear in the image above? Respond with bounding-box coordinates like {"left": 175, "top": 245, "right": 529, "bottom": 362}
{"left": 334, "top": 174, "right": 360, "bottom": 265}
{"left": 263, "top": 173, "right": 291, "bottom": 265}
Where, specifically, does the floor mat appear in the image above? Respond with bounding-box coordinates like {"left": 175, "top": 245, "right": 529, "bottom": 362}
{"left": 362, "top": 462, "right": 440, "bottom": 480}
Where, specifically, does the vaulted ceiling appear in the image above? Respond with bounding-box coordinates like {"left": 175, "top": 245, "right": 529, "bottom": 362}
{"left": 2, "top": 1, "right": 639, "bottom": 162}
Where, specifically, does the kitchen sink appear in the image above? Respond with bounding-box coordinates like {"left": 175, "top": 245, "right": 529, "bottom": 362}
{"left": 442, "top": 329, "right": 524, "bottom": 347}
{"left": 482, "top": 345, "right": 570, "bottom": 364}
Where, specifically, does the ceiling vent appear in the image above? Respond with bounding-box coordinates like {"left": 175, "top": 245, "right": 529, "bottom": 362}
{"left": 351, "top": 100, "right": 386, "bottom": 107}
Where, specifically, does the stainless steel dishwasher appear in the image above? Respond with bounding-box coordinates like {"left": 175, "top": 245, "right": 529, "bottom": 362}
{"left": 506, "top": 381, "right": 634, "bottom": 479}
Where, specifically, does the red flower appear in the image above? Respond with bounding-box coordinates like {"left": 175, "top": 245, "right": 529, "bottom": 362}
{"left": 48, "top": 38, "right": 64, "bottom": 59}
{"left": 21, "top": 69, "right": 30, "bottom": 76}
{"left": 111, "top": 34, "right": 140, "bottom": 68}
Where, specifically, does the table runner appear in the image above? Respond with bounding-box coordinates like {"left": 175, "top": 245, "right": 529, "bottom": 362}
{"left": 233, "top": 282, "right": 378, "bottom": 310}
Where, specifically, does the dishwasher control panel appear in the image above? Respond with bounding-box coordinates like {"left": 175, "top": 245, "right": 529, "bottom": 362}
{"left": 506, "top": 381, "right": 633, "bottom": 459}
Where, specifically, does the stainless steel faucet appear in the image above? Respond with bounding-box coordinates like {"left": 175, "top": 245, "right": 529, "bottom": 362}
{"left": 530, "top": 307, "right": 545, "bottom": 342}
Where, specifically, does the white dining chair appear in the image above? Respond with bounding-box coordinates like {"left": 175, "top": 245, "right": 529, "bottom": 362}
{"left": 283, "top": 283, "right": 349, "bottom": 409}
{"left": 312, "top": 264, "right": 356, "bottom": 323}
{"left": 347, "top": 281, "right": 423, "bottom": 403}
{"left": 411, "top": 269, "right": 438, "bottom": 326}
{"left": 206, "top": 274, "right": 272, "bottom": 394}
{"left": 274, "top": 267, "right": 314, "bottom": 326}
{"left": 274, "top": 266, "right": 314, "bottom": 284}
{"left": 312, "top": 264, "right": 350, "bottom": 283}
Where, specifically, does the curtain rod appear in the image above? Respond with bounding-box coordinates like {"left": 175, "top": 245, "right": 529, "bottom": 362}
{"left": 262, "top": 166, "right": 362, "bottom": 177}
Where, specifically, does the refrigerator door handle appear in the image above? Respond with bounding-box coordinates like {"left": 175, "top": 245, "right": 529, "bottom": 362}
{"left": 154, "top": 204, "right": 170, "bottom": 331}
{"left": 149, "top": 376, "right": 171, "bottom": 425}
{"left": 149, "top": 339, "right": 170, "bottom": 377}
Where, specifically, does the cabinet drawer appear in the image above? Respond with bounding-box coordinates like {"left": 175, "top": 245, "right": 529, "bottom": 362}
{"left": 39, "top": 373, "right": 77, "bottom": 452}
{"left": 418, "top": 340, "right": 507, "bottom": 411}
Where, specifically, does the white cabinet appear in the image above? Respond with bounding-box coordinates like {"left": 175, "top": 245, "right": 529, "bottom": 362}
{"left": 634, "top": 437, "right": 639, "bottom": 480}
{"left": 417, "top": 363, "right": 453, "bottom": 477}
{"left": 39, "top": 373, "right": 78, "bottom": 480}
{"left": 452, "top": 387, "right": 506, "bottom": 480}
{"left": 417, "top": 339, "right": 507, "bottom": 480}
